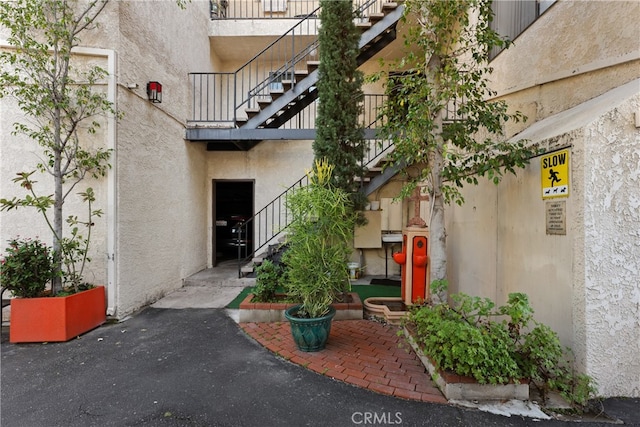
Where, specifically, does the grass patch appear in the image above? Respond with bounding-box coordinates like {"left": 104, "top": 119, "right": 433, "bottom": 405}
{"left": 226, "top": 284, "right": 401, "bottom": 309}
{"left": 226, "top": 287, "right": 253, "bottom": 309}
{"left": 353, "top": 284, "right": 401, "bottom": 301}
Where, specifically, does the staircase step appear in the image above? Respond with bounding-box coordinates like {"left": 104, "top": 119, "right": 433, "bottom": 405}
{"left": 269, "top": 88, "right": 284, "bottom": 99}
{"left": 239, "top": 255, "right": 267, "bottom": 277}
{"left": 368, "top": 13, "right": 385, "bottom": 23}
{"left": 356, "top": 21, "right": 372, "bottom": 31}
{"left": 240, "top": 263, "right": 255, "bottom": 275}
{"left": 257, "top": 97, "right": 272, "bottom": 108}
{"left": 281, "top": 79, "right": 294, "bottom": 90}
{"left": 245, "top": 107, "right": 261, "bottom": 118}
{"left": 294, "top": 69, "right": 309, "bottom": 79}
{"left": 306, "top": 60, "right": 319, "bottom": 72}
{"left": 382, "top": 2, "right": 399, "bottom": 12}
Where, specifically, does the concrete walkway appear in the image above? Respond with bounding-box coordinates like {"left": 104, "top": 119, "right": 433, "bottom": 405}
{"left": 151, "top": 261, "right": 253, "bottom": 311}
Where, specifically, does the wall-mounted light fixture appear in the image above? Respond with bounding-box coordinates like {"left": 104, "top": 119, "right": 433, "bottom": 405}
{"left": 147, "top": 81, "right": 162, "bottom": 103}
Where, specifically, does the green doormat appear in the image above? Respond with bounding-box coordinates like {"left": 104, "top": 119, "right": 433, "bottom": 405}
{"left": 225, "top": 285, "right": 401, "bottom": 310}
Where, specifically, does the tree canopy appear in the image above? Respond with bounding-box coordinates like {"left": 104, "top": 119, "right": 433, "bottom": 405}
{"left": 0, "top": 0, "right": 115, "bottom": 293}
{"left": 371, "top": 0, "right": 539, "bottom": 296}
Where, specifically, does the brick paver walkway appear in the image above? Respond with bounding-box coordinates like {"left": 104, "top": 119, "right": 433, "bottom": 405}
{"left": 240, "top": 320, "right": 447, "bottom": 403}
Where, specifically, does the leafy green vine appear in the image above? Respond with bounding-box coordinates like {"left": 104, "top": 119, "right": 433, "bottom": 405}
{"left": 406, "top": 284, "right": 596, "bottom": 408}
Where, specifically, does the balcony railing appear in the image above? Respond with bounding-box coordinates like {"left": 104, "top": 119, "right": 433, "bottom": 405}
{"left": 194, "top": 0, "right": 391, "bottom": 128}
{"left": 210, "top": 0, "right": 392, "bottom": 20}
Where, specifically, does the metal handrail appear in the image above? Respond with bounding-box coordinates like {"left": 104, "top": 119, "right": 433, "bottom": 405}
{"left": 191, "top": 0, "right": 387, "bottom": 125}
{"left": 211, "top": 0, "right": 319, "bottom": 20}
{"left": 191, "top": 7, "right": 321, "bottom": 124}
{"left": 234, "top": 94, "right": 395, "bottom": 276}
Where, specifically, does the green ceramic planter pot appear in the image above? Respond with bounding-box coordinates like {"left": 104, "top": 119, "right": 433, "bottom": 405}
{"left": 284, "top": 305, "right": 336, "bottom": 352}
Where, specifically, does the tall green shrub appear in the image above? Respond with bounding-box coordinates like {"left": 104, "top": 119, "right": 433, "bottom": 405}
{"left": 283, "top": 159, "right": 358, "bottom": 318}
{"left": 314, "top": 0, "right": 366, "bottom": 205}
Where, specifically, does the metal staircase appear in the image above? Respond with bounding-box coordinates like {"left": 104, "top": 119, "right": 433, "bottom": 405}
{"left": 186, "top": 1, "right": 405, "bottom": 150}
{"left": 187, "top": 1, "right": 407, "bottom": 273}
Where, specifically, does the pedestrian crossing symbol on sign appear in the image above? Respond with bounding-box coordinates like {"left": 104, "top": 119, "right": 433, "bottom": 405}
{"left": 541, "top": 149, "right": 569, "bottom": 199}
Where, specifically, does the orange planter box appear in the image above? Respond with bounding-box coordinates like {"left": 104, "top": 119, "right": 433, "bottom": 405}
{"left": 9, "top": 286, "right": 106, "bottom": 343}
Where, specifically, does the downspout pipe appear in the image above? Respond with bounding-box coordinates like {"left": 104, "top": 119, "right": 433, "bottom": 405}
{"left": 73, "top": 46, "right": 118, "bottom": 317}
{"left": 0, "top": 41, "right": 118, "bottom": 316}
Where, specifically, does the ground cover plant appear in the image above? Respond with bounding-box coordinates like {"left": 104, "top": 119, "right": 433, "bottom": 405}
{"left": 406, "top": 282, "right": 596, "bottom": 409}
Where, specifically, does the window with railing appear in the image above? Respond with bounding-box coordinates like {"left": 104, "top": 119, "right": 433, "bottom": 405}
{"left": 489, "top": 0, "right": 557, "bottom": 60}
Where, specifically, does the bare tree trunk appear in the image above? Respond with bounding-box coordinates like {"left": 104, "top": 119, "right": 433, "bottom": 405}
{"left": 429, "top": 114, "right": 447, "bottom": 304}
{"left": 52, "top": 118, "right": 63, "bottom": 295}
{"left": 427, "top": 51, "right": 447, "bottom": 303}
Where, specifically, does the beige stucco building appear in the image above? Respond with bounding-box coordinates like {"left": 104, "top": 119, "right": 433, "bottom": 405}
{"left": 1, "top": 0, "right": 638, "bottom": 397}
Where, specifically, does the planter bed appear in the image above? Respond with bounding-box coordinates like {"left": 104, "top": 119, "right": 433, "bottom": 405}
{"left": 403, "top": 326, "right": 529, "bottom": 401}
{"left": 10, "top": 286, "right": 106, "bottom": 343}
{"left": 239, "top": 292, "right": 362, "bottom": 323}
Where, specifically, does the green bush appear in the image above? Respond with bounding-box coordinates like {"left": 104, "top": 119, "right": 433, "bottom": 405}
{"left": 283, "top": 159, "right": 357, "bottom": 318}
{"left": 0, "top": 237, "right": 53, "bottom": 297}
{"left": 253, "top": 259, "right": 282, "bottom": 303}
{"left": 407, "top": 288, "right": 596, "bottom": 408}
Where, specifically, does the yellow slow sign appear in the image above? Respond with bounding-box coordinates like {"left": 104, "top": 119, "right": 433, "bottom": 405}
{"left": 541, "top": 149, "right": 569, "bottom": 199}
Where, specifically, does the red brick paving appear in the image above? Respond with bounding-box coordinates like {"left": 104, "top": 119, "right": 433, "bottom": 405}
{"left": 239, "top": 319, "right": 448, "bottom": 404}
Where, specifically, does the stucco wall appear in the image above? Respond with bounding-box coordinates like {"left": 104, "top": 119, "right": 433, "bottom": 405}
{"left": 581, "top": 91, "right": 640, "bottom": 397}
{"left": 490, "top": 0, "right": 640, "bottom": 136}
{"left": 111, "top": 1, "right": 212, "bottom": 317}
{"left": 447, "top": 150, "right": 575, "bottom": 347}
{"left": 447, "top": 80, "right": 640, "bottom": 397}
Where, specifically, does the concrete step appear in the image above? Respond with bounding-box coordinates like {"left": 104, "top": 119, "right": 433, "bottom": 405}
{"left": 184, "top": 264, "right": 255, "bottom": 288}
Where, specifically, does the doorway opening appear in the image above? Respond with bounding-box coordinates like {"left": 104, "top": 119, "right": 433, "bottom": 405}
{"left": 213, "top": 180, "right": 254, "bottom": 265}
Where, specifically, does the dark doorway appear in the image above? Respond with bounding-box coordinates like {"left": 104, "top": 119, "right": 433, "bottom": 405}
{"left": 213, "top": 180, "right": 254, "bottom": 265}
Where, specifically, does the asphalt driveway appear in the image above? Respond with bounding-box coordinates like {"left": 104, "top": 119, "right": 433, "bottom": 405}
{"left": 1, "top": 308, "right": 638, "bottom": 427}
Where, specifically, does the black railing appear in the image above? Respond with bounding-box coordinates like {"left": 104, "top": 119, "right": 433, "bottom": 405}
{"left": 192, "top": 0, "right": 389, "bottom": 125}
{"left": 235, "top": 94, "right": 394, "bottom": 276}
{"left": 211, "top": 0, "right": 319, "bottom": 19}
{"left": 190, "top": 7, "right": 321, "bottom": 124}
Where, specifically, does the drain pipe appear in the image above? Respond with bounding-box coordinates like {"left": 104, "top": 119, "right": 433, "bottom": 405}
{"left": 73, "top": 46, "right": 118, "bottom": 317}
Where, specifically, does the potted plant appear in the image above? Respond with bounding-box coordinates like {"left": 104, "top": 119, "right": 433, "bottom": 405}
{"left": 0, "top": 0, "right": 112, "bottom": 342}
{"left": 0, "top": 235, "right": 106, "bottom": 343}
{"left": 282, "top": 159, "right": 358, "bottom": 352}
